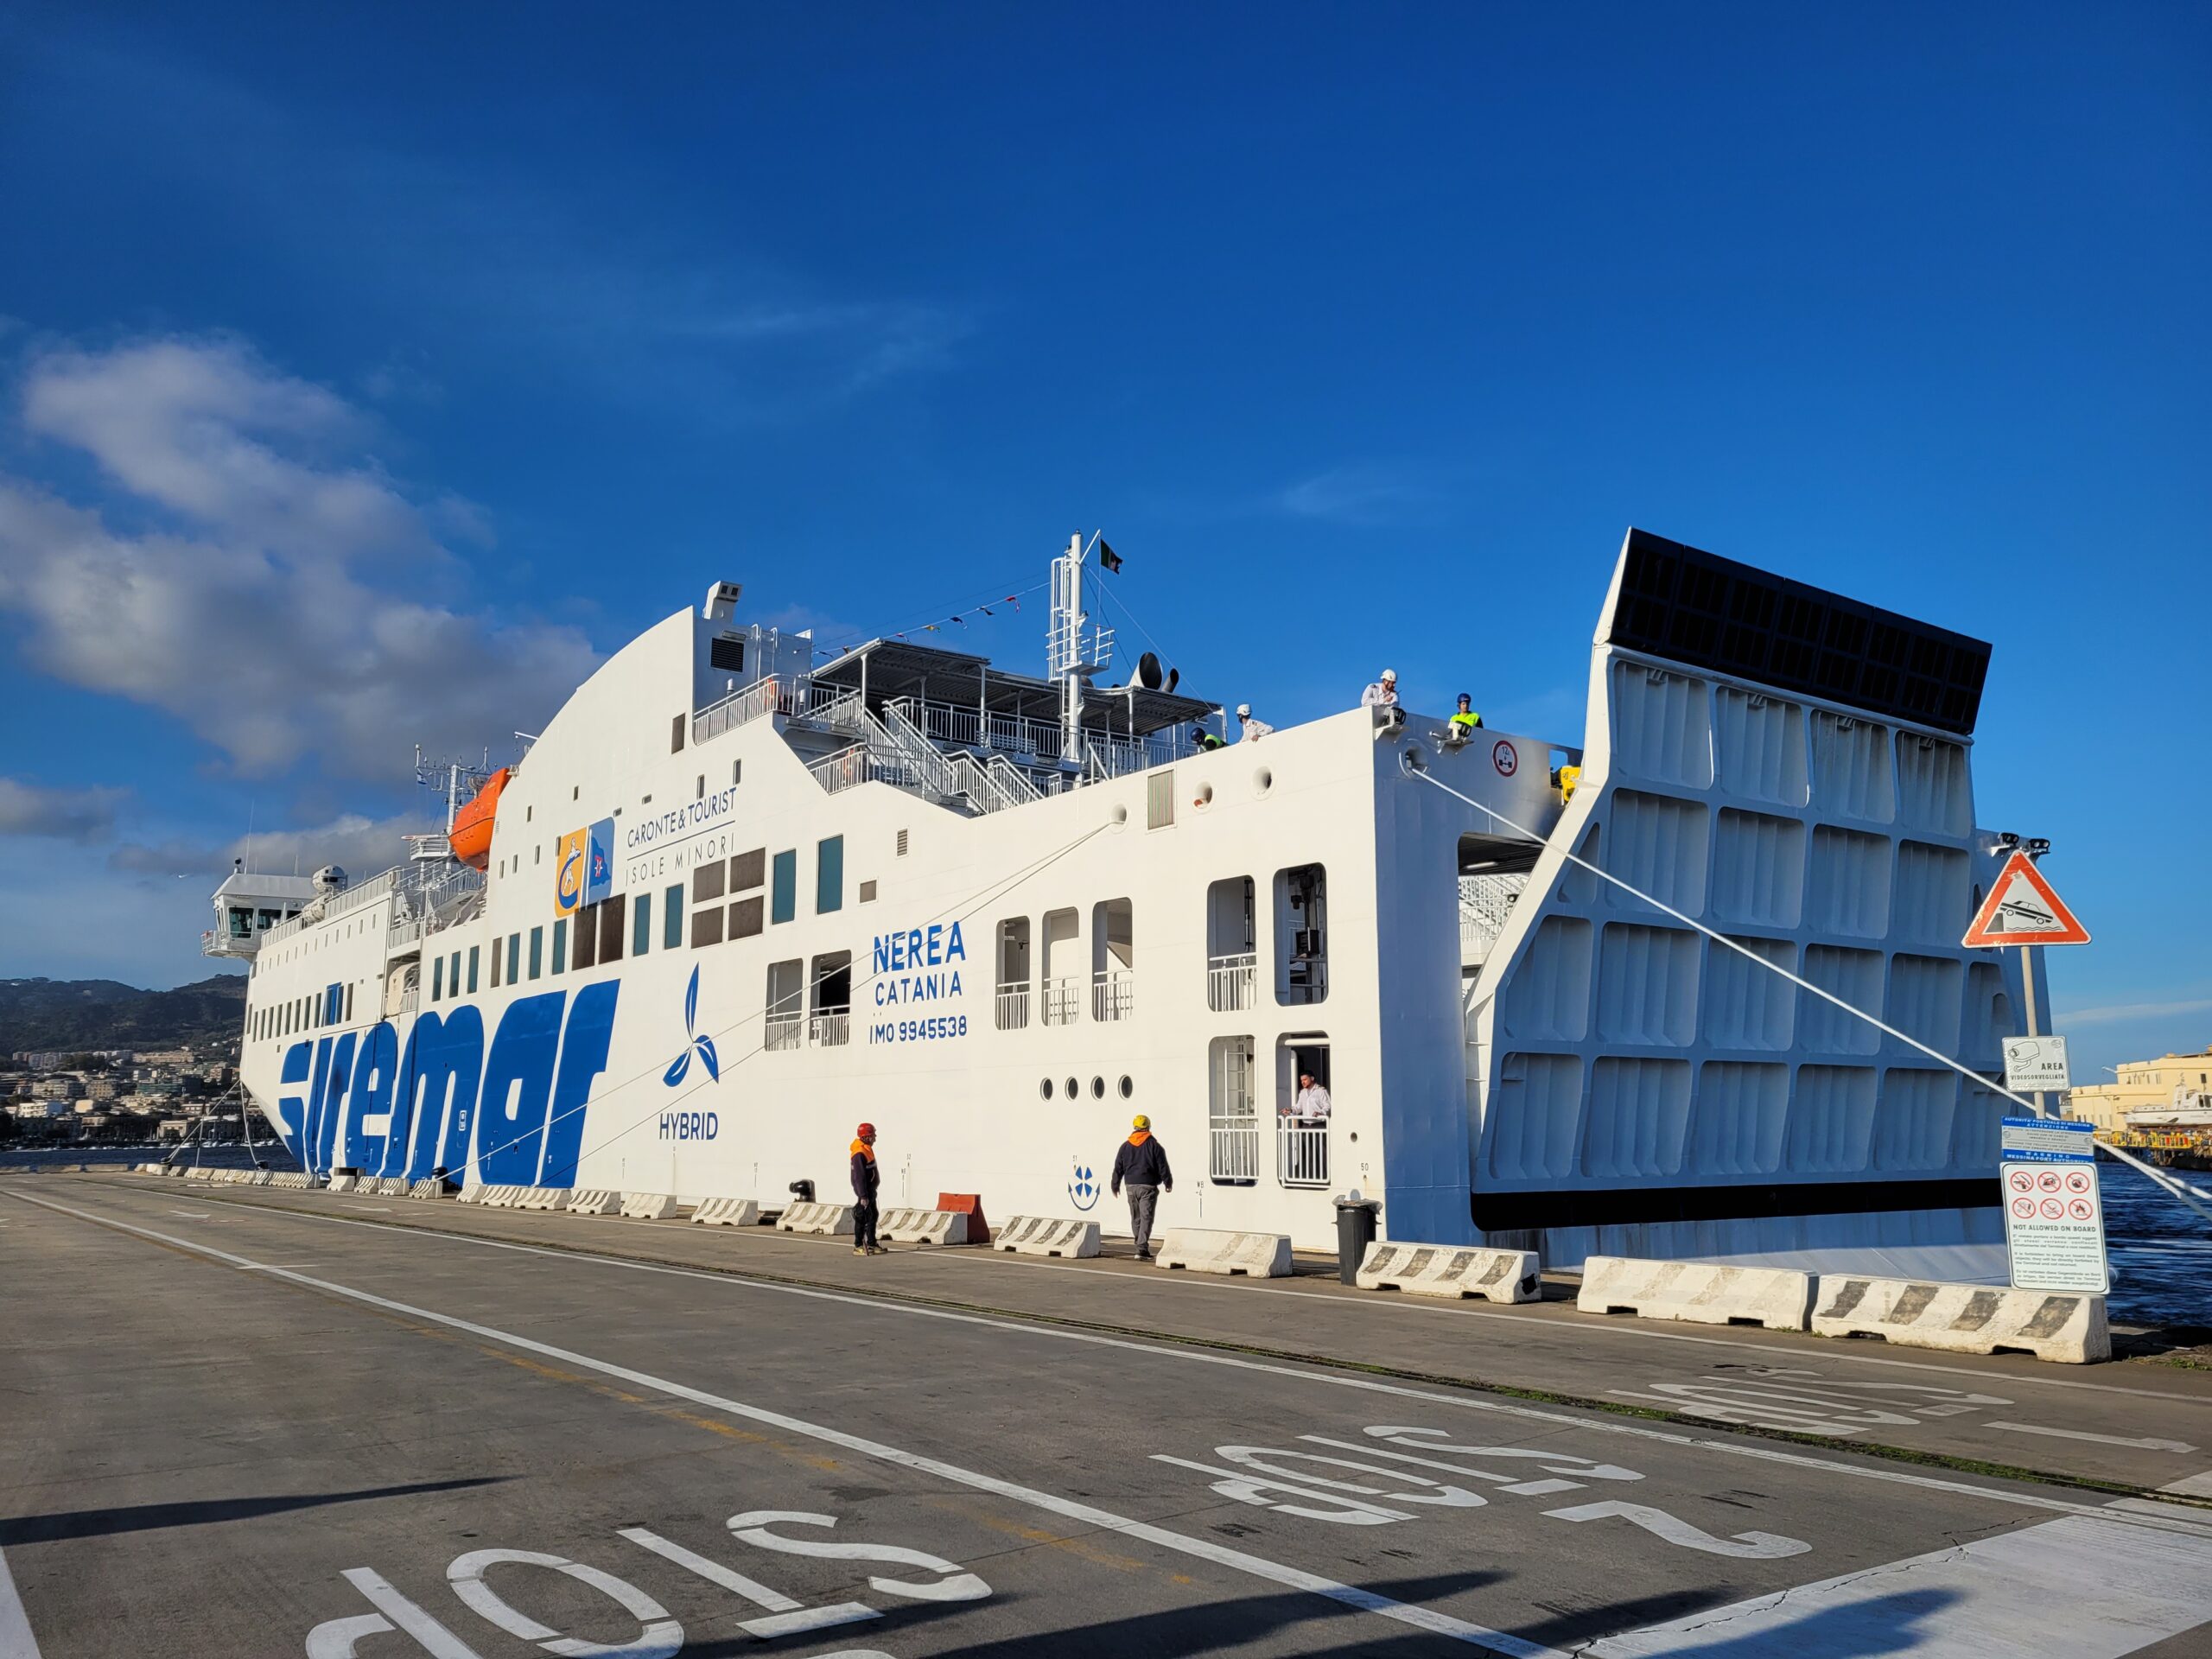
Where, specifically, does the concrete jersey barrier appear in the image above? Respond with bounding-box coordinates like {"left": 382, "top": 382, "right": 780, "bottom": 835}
{"left": 877, "top": 1208, "right": 974, "bottom": 1246}
{"left": 566, "top": 1189, "right": 621, "bottom": 1216}
{"left": 1357, "top": 1243, "right": 1540, "bottom": 1303}
{"left": 995, "top": 1216, "right": 1101, "bottom": 1258}
{"left": 778, "top": 1201, "right": 855, "bottom": 1236}
{"left": 327, "top": 1174, "right": 359, "bottom": 1193}
{"left": 692, "top": 1197, "right": 761, "bottom": 1227}
{"left": 1811, "top": 1275, "right": 2110, "bottom": 1363}
{"left": 518, "top": 1187, "right": 566, "bottom": 1211}
{"left": 1156, "top": 1228, "right": 1293, "bottom": 1278}
{"left": 619, "top": 1192, "right": 680, "bottom": 1220}
{"left": 408, "top": 1179, "right": 448, "bottom": 1200}
{"left": 267, "top": 1172, "right": 310, "bottom": 1190}
{"left": 1576, "top": 1255, "right": 1814, "bottom": 1332}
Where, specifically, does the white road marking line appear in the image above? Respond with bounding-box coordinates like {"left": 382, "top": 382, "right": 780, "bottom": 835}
{"left": 4, "top": 1193, "right": 1561, "bottom": 1658}
{"left": 1586, "top": 1513, "right": 2212, "bottom": 1657}
{"left": 32, "top": 1186, "right": 2212, "bottom": 1544}
{"left": 168, "top": 1210, "right": 212, "bottom": 1218}
{"left": 2162, "top": 1470, "right": 2212, "bottom": 1498}
{"left": 0, "top": 1546, "right": 42, "bottom": 1659}
{"left": 90, "top": 1178, "right": 2212, "bottom": 1408}
{"left": 1987, "top": 1421, "right": 2198, "bottom": 1454}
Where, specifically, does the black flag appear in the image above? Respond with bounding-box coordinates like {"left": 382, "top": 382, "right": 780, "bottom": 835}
{"left": 1096, "top": 539, "right": 1122, "bottom": 574}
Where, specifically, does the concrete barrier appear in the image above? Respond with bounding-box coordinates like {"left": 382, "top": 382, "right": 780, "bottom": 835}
{"left": 778, "top": 1201, "right": 856, "bottom": 1236}
{"left": 1156, "top": 1228, "right": 1293, "bottom": 1277}
{"left": 184, "top": 1166, "right": 213, "bottom": 1181}
{"left": 268, "top": 1172, "right": 310, "bottom": 1190}
{"left": 1576, "top": 1255, "right": 1814, "bottom": 1332}
{"left": 619, "top": 1192, "right": 679, "bottom": 1220}
{"left": 408, "top": 1179, "right": 448, "bottom": 1200}
{"left": 327, "top": 1174, "right": 359, "bottom": 1193}
{"left": 162, "top": 1165, "right": 187, "bottom": 1177}
{"left": 1357, "top": 1242, "right": 1540, "bottom": 1303}
{"left": 244, "top": 1171, "right": 275, "bottom": 1187}
{"left": 878, "top": 1208, "right": 974, "bottom": 1246}
{"left": 1811, "top": 1275, "right": 2110, "bottom": 1363}
{"left": 566, "top": 1189, "right": 620, "bottom": 1216}
{"left": 517, "top": 1187, "right": 567, "bottom": 1211}
{"left": 692, "top": 1197, "right": 761, "bottom": 1227}
{"left": 373, "top": 1177, "right": 408, "bottom": 1196}
{"left": 995, "top": 1216, "right": 1101, "bottom": 1258}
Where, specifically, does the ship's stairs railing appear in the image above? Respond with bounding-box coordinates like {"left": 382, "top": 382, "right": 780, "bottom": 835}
{"left": 1206, "top": 952, "right": 1257, "bottom": 1012}
{"left": 1459, "top": 873, "right": 1530, "bottom": 965}
{"left": 693, "top": 674, "right": 861, "bottom": 746}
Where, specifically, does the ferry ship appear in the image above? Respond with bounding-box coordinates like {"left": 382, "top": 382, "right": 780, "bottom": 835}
{"left": 208, "top": 529, "right": 2031, "bottom": 1267}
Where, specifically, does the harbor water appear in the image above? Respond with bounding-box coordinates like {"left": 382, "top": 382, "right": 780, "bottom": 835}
{"left": 2103, "top": 1159, "right": 2212, "bottom": 1331}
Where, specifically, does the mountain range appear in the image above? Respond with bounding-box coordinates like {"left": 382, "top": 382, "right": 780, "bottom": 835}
{"left": 0, "top": 975, "right": 247, "bottom": 1058}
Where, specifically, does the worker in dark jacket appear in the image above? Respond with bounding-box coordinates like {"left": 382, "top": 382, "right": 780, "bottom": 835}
{"left": 849, "top": 1122, "right": 883, "bottom": 1255}
{"left": 1109, "top": 1115, "right": 1173, "bottom": 1261}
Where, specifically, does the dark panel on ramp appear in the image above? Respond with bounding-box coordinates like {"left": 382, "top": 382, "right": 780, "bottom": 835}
{"left": 1604, "top": 529, "right": 1992, "bottom": 736}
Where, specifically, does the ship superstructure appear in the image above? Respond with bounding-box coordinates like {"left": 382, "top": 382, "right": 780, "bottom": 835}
{"left": 220, "top": 529, "right": 2033, "bottom": 1264}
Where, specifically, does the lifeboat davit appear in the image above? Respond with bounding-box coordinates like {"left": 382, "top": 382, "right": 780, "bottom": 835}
{"left": 448, "top": 767, "right": 511, "bottom": 872}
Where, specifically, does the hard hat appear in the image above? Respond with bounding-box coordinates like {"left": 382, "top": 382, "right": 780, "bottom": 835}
{"left": 856, "top": 1122, "right": 876, "bottom": 1137}
{"left": 1236, "top": 703, "right": 1251, "bottom": 717}
{"left": 1132, "top": 1114, "right": 1150, "bottom": 1130}
{"left": 1382, "top": 668, "right": 1397, "bottom": 682}
{"left": 1458, "top": 691, "right": 1471, "bottom": 703}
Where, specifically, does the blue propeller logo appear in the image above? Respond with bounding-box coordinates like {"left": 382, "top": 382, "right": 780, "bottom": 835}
{"left": 1068, "top": 1159, "right": 1099, "bottom": 1211}
{"left": 664, "top": 966, "right": 720, "bottom": 1087}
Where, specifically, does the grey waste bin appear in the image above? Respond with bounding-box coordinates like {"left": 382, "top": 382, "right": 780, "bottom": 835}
{"left": 1334, "top": 1198, "right": 1380, "bottom": 1286}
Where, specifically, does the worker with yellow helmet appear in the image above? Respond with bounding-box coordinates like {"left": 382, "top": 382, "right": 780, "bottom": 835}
{"left": 1109, "top": 1113, "right": 1174, "bottom": 1261}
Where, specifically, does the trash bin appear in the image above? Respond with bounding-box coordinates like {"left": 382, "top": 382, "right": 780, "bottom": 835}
{"left": 1334, "top": 1196, "right": 1381, "bottom": 1286}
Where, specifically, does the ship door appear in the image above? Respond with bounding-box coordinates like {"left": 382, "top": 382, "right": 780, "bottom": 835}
{"left": 1274, "top": 864, "right": 1328, "bottom": 1005}
{"left": 1274, "top": 1035, "right": 1332, "bottom": 1188}
{"left": 1208, "top": 1036, "right": 1258, "bottom": 1185}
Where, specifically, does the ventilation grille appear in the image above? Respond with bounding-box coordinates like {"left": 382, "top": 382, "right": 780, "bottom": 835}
{"left": 1147, "top": 771, "right": 1176, "bottom": 830}
{"left": 709, "top": 635, "right": 746, "bottom": 672}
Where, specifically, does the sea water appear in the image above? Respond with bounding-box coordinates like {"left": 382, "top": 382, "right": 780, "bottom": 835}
{"left": 2102, "top": 1160, "right": 2212, "bottom": 1331}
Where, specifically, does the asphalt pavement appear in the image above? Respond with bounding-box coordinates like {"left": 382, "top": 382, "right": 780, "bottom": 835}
{"left": 6, "top": 1173, "right": 2212, "bottom": 1657}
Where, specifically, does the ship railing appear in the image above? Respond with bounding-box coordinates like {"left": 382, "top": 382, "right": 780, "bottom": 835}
{"left": 1209, "top": 1115, "right": 1261, "bottom": 1184}
{"left": 995, "top": 984, "right": 1029, "bottom": 1031}
{"left": 808, "top": 1009, "right": 850, "bottom": 1049}
{"left": 694, "top": 674, "right": 859, "bottom": 746}
{"left": 1091, "top": 969, "right": 1135, "bottom": 1023}
{"left": 1459, "top": 873, "right": 1530, "bottom": 963}
{"left": 1206, "top": 952, "right": 1257, "bottom": 1013}
{"left": 764, "top": 1012, "right": 804, "bottom": 1052}
{"left": 1040, "top": 974, "right": 1081, "bottom": 1027}
{"left": 809, "top": 743, "right": 910, "bottom": 796}
{"left": 875, "top": 702, "right": 965, "bottom": 800}
{"left": 320, "top": 868, "right": 401, "bottom": 924}
{"left": 1276, "top": 1118, "right": 1331, "bottom": 1188}
{"left": 389, "top": 917, "right": 431, "bottom": 950}
{"left": 395, "top": 988, "right": 419, "bottom": 1017}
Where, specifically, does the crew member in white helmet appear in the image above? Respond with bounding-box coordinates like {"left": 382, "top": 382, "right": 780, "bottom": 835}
{"left": 1235, "top": 702, "right": 1274, "bottom": 741}
{"left": 1361, "top": 668, "right": 1399, "bottom": 708}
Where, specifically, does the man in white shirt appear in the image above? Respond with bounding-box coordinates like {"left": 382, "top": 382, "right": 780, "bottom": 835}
{"left": 1359, "top": 669, "right": 1399, "bottom": 708}
{"left": 1236, "top": 702, "right": 1274, "bottom": 742}
{"left": 1292, "top": 1070, "right": 1332, "bottom": 1121}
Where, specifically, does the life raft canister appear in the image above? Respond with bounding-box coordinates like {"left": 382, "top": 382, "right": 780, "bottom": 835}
{"left": 448, "top": 766, "right": 512, "bottom": 872}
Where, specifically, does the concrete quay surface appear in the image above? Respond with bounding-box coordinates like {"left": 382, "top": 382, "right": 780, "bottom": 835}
{"left": 5, "top": 1172, "right": 2212, "bottom": 1658}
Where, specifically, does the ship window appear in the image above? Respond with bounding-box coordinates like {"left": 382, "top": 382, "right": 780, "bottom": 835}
{"left": 491, "top": 940, "right": 502, "bottom": 988}
{"left": 693, "top": 861, "right": 727, "bottom": 903}
{"left": 696, "top": 774, "right": 704, "bottom": 800}
{"left": 1205, "top": 876, "right": 1259, "bottom": 1013}
{"left": 730, "top": 848, "right": 765, "bottom": 892}
{"left": 467, "top": 947, "right": 480, "bottom": 995}
{"left": 671, "top": 712, "right": 686, "bottom": 753}
{"left": 995, "top": 918, "right": 1031, "bottom": 1031}
{"left": 817, "top": 836, "right": 844, "bottom": 914}
{"left": 1274, "top": 863, "right": 1329, "bottom": 1006}
{"left": 810, "top": 951, "right": 852, "bottom": 1047}
{"left": 859, "top": 880, "right": 877, "bottom": 904}
{"left": 508, "top": 932, "right": 521, "bottom": 982}
{"left": 451, "top": 951, "right": 463, "bottom": 999}
{"left": 771, "top": 849, "right": 798, "bottom": 925}
{"left": 1039, "top": 1077, "right": 1053, "bottom": 1101}
{"left": 766, "top": 959, "right": 804, "bottom": 1049}
{"left": 1041, "top": 908, "right": 1080, "bottom": 1026}
{"left": 228, "top": 906, "right": 252, "bottom": 938}
{"left": 663, "top": 884, "right": 683, "bottom": 949}
{"left": 529, "top": 927, "right": 543, "bottom": 980}
{"left": 432, "top": 957, "right": 444, "bottom": 1001}
{"left": 345, "top": 983, "right": 355, "bottom": 1021}
{"left": 553, "top": 918, "right": 569, "bottom": 974}
{"left": 1091, "top": 899, "right": 1134, "bottom": 1022}
{"left": 598, "top": 893, "right": 626, "bottom": 964}
{"left": 632, "top": 891, "right": 652, "bottom": 957}
{"left": 733, "top": 760, "right": 742, "bottom": 786}
{"left": 1065, "top": 1077, "right": 1079, "bottom": 1100}
{"left": 257, "top": 908, "right": 281, "bottom": 929}
{"left": 572, "top": 905, "right": 596, "bottom": 971}
{"left": 691, "top": 903, "right": 725, "bottom": 949}
{"left": 729, "top": 896, "right": 764, "bottom": 939}
{"left": 1120, "top": 1076, "right": 1134, "bottom": 1099}
{"left": 1090, "top": 1076, "right": 1105, "bottom": 1099}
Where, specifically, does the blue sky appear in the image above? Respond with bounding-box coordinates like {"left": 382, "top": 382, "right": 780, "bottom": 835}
{"left": 0, "top": 5, "right": 2204, "bottom": 1075}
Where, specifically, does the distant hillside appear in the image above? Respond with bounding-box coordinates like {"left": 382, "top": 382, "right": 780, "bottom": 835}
{"left": 0, "top": 975, "right": 246, "bottom": 1057}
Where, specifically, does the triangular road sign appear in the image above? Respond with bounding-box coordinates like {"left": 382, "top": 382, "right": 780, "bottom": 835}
{"left": 1962, "top": 851, "right": 2091, "bottom": 948}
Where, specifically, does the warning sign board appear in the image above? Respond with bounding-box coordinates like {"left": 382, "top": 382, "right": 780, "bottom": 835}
{"left": 1999, "top": 1116, "right": 2107, "bottom": 1294}
{"left": 2003, "top": 1035, "right": 2072, "bottom": 1094}
{"left": 1962, "top": 851, "right": 2091, "bottom": 948}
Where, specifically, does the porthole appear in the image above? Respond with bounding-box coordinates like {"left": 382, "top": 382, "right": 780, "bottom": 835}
{"left": 1118, "top": 1076, "right": 1134, "bottom": 1100}
{"left": 1039, "top": 1077, "right": 1054, "bottom": 1102}
{"left": 1110, "top": 804, "right": 1129, "bottom": 827}
{"left": 1253, "top": 766, "right": 1273, "bottom": 798}
{"left": 1065, "top": 1077, "right": 1079, "bottom": 1101}
{"left": 1192, "top": 783, "right": 1214, "bottom": 809}
{"left": 1090, "top": 1076, "right": 1105, "bottom": 1099}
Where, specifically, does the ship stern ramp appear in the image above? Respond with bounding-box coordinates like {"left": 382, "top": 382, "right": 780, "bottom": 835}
{"left": 1457, "top": 529, "right": 2024, "bottom": 1278}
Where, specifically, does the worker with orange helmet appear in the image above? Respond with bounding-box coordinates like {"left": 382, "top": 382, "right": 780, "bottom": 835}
{"left": 1110, "top": 1114, "right": 1174, "bottom": 1262}
{"left": 850, "top": 1122, "right": 884, "bottom": 1255}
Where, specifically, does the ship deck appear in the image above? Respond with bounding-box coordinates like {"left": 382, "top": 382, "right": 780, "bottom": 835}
{"left": 7, "top": 1170, "right": 2212, "bottom": 1657}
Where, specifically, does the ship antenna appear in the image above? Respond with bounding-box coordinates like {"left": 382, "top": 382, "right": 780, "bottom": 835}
{"left": 1048, "top": 530, "right": 1116, "bottom": 775}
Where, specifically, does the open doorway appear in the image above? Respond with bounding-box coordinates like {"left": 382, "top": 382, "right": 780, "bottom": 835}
{"left": 1274, "top": 1034, "right": 1332, "bottom": 1187}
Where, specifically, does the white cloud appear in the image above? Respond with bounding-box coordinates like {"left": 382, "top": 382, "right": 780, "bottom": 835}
{"left": 0, "top": 337, "right": 601, "bottom": 785}
{"left": 2056, "top": 995, "right": 2212, "bottom": 1027}
{"left": 0, "top": 776, "right": 127, "bottom": 840}
{"left": 1279, "top": 462, "right": 1450, "bottom": 528}
{"left": 111, "top": 810, "right": 429, "bottom": 882}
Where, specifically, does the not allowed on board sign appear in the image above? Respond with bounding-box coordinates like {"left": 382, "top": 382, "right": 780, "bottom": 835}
{"left": 1999, "top": 1116, "right": 2108, "bottom": 1294}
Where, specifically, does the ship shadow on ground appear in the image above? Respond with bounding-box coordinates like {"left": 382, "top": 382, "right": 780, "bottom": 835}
{"left": 0, "top": 1477, "right": 507, "bottom": 1547}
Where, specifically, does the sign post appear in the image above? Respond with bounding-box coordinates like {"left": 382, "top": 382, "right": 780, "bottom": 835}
{"left": 1962, "top": 849, "right": 2090, "bottom": 1119}
{"left": 1999, "top": 1116, "right": 2108, "bottom": 1294}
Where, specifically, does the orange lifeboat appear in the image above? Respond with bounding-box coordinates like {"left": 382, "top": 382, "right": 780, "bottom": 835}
{"left": 448, "top": 767, "right": 511, "bottom": 872}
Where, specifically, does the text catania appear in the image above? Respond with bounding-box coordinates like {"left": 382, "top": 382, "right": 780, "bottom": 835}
{"left": 872, "top": 922, "right": 966, "bottom": 1006}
